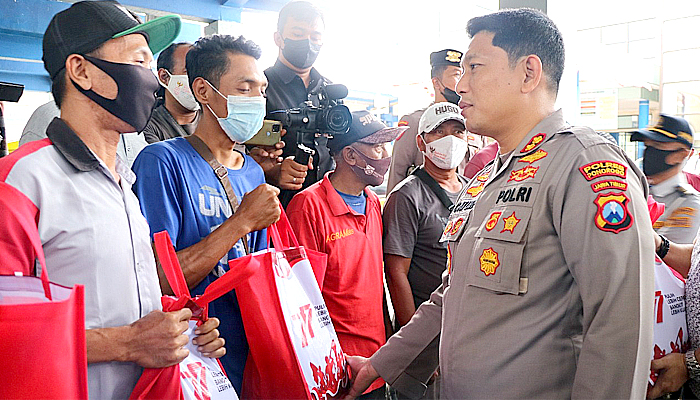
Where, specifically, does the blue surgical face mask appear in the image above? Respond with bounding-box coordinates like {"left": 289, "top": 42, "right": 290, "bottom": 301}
{"left": 205, "top": 80, "right": 265, "bottom": 143}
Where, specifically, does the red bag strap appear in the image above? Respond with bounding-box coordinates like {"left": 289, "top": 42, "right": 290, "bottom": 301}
{"left": 33, "top": 236, "right": 51, "bottom": 300}
{"left": 9, "top": 194, "right": 52, "bottom": 300}
{"left": 196, "top": 207, "right": 296, "bottom": 306}
{"left": 267, "top": 204, "right": 299, "bottom": 250}
{"left": 194, "top": 252, "right": 263, "bottom": 307}
{"left": 154, "top": 231, "right": 190, "bottom": 298}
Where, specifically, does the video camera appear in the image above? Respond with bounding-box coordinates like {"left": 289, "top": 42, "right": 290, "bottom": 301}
{"left": 269, "top": 82, "right": 352, "bottom": 165}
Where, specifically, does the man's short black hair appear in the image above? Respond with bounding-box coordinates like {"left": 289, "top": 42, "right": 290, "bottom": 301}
{"left": 157, "top": 42, "right": 191, "bottom": 72}
{"left": 466, "top": 8, "right": 565, "bottom": 93}
{"left": 186, "top": 34, "right": 262, "bottom": 93}
{"left": 51, "top": 69, "right": 67, "bottom": 109}
{"left": 277, "top": 1, "right": 324, "bottom": 33}
{"left": 431, "top": 64, "right": 449, "bottom": 80}
{"left": 156, "top": 42, "right": 190, "bottom": 98}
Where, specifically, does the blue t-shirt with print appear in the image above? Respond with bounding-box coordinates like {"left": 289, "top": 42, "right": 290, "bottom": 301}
{"left": 132, "top": 137, "right": 267, "bottom": 393}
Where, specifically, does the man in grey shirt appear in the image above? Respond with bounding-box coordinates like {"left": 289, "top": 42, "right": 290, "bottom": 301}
{"left": 384, "top": 102, "right": 469, "bottom": 327}
{"left": 142, "top": 41, "right": 200, "bottom": 143}
{"left": 383, "top": 103, "right": 469, "bottom": 399}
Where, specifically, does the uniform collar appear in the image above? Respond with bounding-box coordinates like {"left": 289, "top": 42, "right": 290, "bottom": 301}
{"left": 46, "top": 117, "right": 136, "bottom": 185}
{"left": 320, "top": 172, "right": 377, "bottom": 217}
{"left": 46, "top": 117, "right": 101, "bottom": 172}
{"left": 271, "top": 58, "right": 322, "bottom": 85}
{"left": 512, "top": 109, "right": 568, "bottom": 157}
{"left": 650, "top": 173, "right": 684, "bottom": 198}
{"left": 487, "top": 110, "right": 566, "bottom": 181}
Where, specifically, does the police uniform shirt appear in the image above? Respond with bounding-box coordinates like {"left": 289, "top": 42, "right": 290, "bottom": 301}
{"left": 370, "top": 110, "right": 654, "bottom": 399}
{"left": 264, "top": 59, "right": 333, "bottom": 207}
{"left": 651, "top": 173, "right": 700, "bottom": 244}
{"left": 387, "top": 107, "right": 428, "bottom": 193}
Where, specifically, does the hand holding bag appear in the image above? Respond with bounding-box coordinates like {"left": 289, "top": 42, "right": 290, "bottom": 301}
{"left": 130, "top": 230, "right": 239, "bottom": 400}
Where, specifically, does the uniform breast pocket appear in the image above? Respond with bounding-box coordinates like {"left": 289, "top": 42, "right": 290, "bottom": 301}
{"left": 465, "top": 206, "right": 532, "bottom": 295}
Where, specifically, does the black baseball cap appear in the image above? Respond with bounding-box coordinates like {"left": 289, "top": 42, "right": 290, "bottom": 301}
{"left": 430, "top": 49, "right": 463, "bottom": 68}
{"left": 43, "top": 0, "right": 181, "bottom": 79}
{"left": 328, "top": 110, "right": 407, "bottom": 152}
{"left": 630, "top": 114, "right": 694, "bottom": 148}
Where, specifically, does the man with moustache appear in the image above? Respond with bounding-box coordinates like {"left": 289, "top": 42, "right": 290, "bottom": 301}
{"left": 0, "top": 2, "right": 224, "bottom": 397}
{"left": 343, "top": 8, "right": 654, "bottom": 399}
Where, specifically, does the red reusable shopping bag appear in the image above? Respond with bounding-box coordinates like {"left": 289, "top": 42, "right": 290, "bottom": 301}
{"left": 227, "top": 206, "right": 348, "bottom": 400}
{"left": 130, "top": 231, "right": 239, "bottom": 400}
{"left": 0, "top": 185, "right": 87, "bottom": 399}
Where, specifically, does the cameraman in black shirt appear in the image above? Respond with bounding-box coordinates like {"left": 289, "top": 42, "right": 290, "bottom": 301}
{"left": 261, "top": 1, "right": 331, "bottom": 207}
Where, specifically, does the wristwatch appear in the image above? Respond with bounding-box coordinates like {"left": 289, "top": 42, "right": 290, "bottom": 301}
{"left": 686, "top": 351, "right": 700, "bottom": 381}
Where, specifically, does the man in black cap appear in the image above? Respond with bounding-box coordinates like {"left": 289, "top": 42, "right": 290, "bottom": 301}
{"left": 286, "top": 110, "right": 407, "bottom": 398}
{"left": 0, "top": 1, "right": 223, "bottom": 397}
{"left": 387, "top": 49, "right": 483, "bottom": 193}
{"left": 632, "top": 114, "right": 700, "bottom": 244}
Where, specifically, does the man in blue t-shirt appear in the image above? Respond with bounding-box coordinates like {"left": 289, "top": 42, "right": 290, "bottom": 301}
{"left": 132, "top": 35, "right": 281, "bottom": 393}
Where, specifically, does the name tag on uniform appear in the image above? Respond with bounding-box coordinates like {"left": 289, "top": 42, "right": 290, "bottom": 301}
{"left": 441, "top": 215, "right": 468, "bottom": 242}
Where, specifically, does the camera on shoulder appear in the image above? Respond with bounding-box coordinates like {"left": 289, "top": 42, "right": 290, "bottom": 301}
{"left": 269, "top": 82, "right": 352, "bottom": 164}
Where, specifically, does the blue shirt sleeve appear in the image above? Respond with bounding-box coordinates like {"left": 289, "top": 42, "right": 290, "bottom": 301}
{"left": 132, "top": 146, "right": 183, "bottom": 246}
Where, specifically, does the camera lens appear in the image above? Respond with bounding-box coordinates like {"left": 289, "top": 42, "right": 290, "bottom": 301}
{"left": 325, "top": 105, "right": 352, "bottom": 133}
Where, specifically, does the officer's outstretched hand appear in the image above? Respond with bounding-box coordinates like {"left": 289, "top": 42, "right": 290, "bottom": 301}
{"left": 342, "top": 355, "right": 380, "bottom": 400}
{"left": 237, "top": 183, "right": 281, "bottom": 232}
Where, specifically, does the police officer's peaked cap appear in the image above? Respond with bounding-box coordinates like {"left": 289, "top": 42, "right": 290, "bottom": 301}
{"left": 430, "top": 49, "right": 463, "bottom": 67}
{"left": 631, "top": 114, "right": 694, "bottom": 148}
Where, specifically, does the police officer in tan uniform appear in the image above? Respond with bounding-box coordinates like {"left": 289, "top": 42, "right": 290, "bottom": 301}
{"left": 344, "top": 9, "right": 654, "bottom": 399}
{"left": 631, "top": 114, "right": 700, "bottom": 244}
{"left": 387, "top": 49, "right": 481, "bottom": 192}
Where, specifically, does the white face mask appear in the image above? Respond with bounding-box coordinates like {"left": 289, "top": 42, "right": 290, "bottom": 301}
{"left": 422, "top": 135, "right": 470, "bottom": 170}
{"left": 159, "top": 70, "right": 200, "bottom": 111}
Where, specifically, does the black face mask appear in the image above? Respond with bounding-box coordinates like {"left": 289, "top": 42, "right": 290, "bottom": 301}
{"left": 643, "top": 146, "right": 681, "bottom": 177}
{"left": 437, "top": 79, "right": 461, "bottom": 105}
{"left": 71, "top": 55, "right": 160, "bottom": 132}
{"left": 282, "top": 38, "right": 321, "bottom": 69}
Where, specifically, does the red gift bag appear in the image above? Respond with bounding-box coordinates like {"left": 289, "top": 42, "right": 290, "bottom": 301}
{"left": 130, "top": 231, "right": 239, "bottom": 400}
{"left": 0, "top": 193, "right": 87, "bottom": 399}
{"left": 226, "top": 206, "right": 348, "bottom": 400}
{"left": 647, "top": 196, "right": 691, "bottom": 385}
